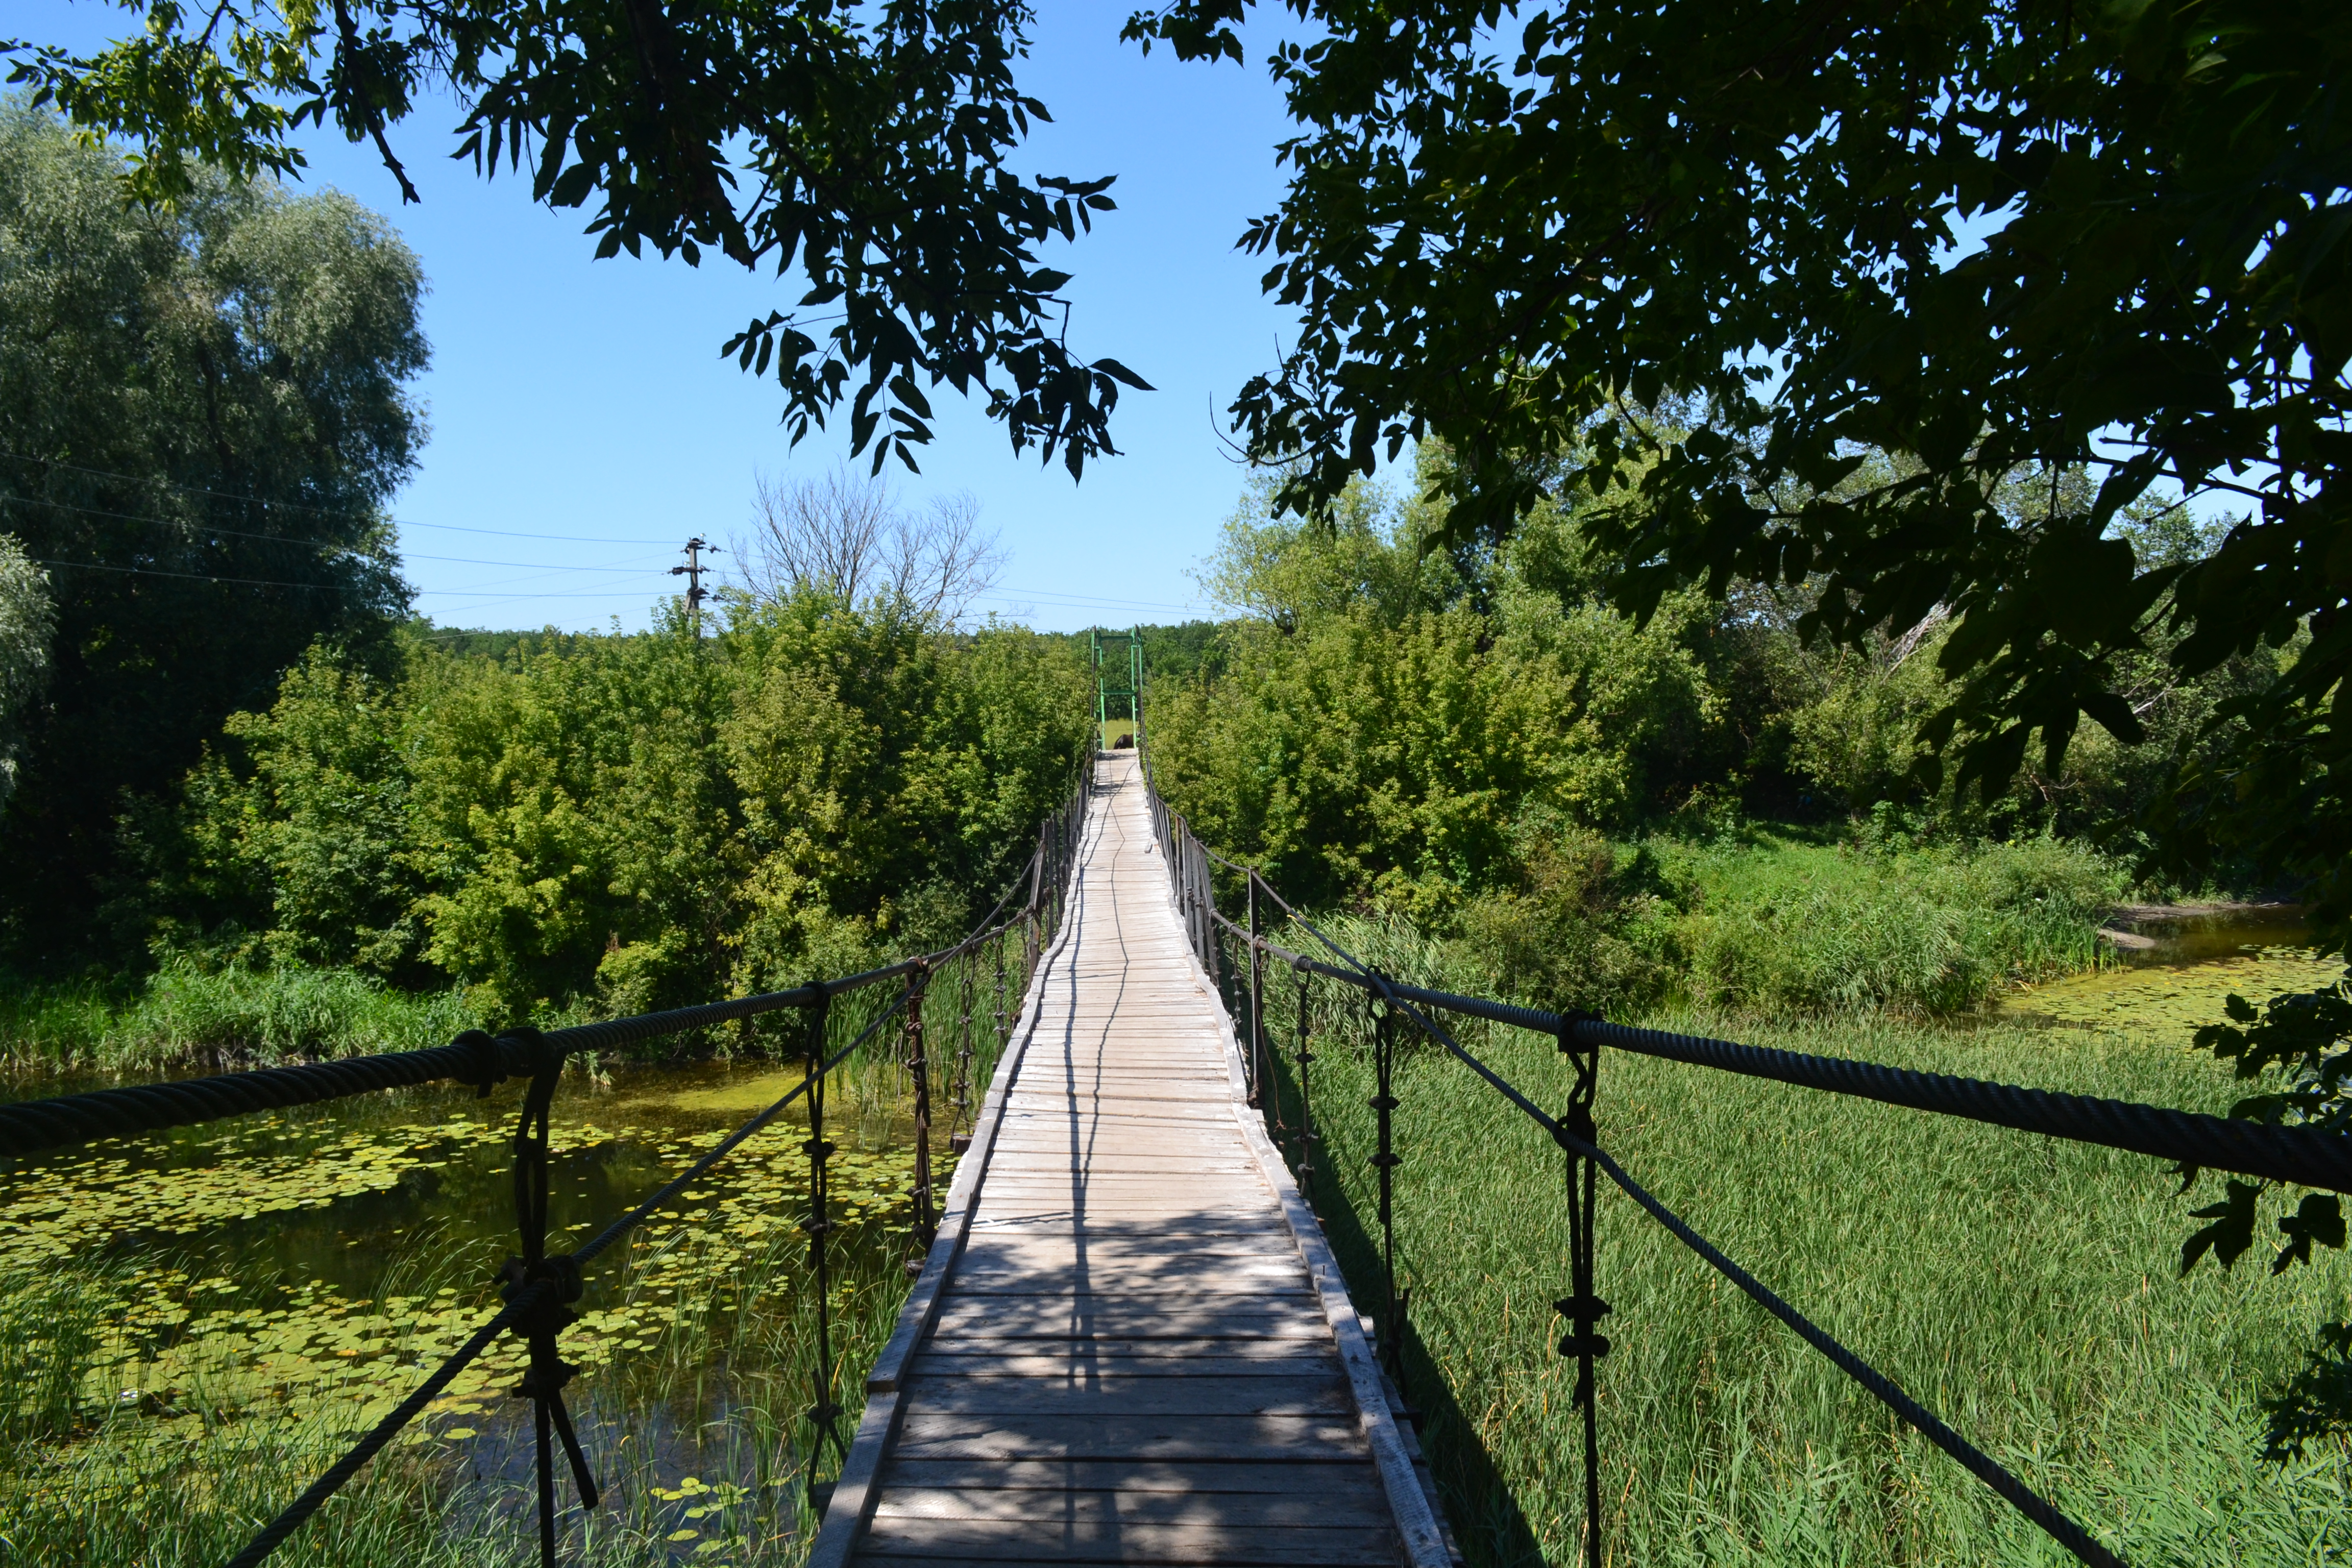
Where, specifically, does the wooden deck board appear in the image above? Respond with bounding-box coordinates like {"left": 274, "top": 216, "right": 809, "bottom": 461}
{"left": 816, "top": 753, "right": 1446, "bottom": 1568}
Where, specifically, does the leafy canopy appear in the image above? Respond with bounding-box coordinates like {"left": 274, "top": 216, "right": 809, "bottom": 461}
{"left": 6, "top": 0, "right": 1150, "bottom": 478}
{"left": 0, "top": 105, "right": 423, "bottom": 959}
{"left": 1126, "top": 0, "right": 2350, "bottom": 931}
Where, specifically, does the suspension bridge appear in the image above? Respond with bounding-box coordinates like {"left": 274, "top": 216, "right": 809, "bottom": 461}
{"left": 6, "top": 732, "right": 2350, "bottom": 1568}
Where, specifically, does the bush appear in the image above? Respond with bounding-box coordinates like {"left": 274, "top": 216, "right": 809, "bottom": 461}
{"left": 1454, "top": 828, "right": 1674, "bottom": 1017}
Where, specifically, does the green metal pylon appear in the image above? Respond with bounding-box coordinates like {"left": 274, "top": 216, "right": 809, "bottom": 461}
{"left": 1091, "top": 626, "right": 1142, "bottom": 752}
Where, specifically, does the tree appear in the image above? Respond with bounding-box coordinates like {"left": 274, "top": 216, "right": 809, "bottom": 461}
{"left": 5, "top": 0, "right": 1150, "bottom": 478}
{"left": 0, "top": 104, "right": 424, "bottom": 960}
{"left": 1124, "top": 0, "right": 2352, "bottom": 1446}
{"left": 1124, "top": 0, "right": 2345, "bottom": 894}
{"left": 736, "top": 469, "right": 1006, "bottom": 627}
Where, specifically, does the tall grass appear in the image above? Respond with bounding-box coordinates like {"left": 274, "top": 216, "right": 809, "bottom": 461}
{"left": 0, "top": 961, "right": 486, "bottom": 1076}
{"left": 1247, "top": 920, "right": 2350, "bottom": 1566}
{"left": 1664, "top": 834, "right": 2124, "bottom": 1015}
{"left": 1447, "top": 832, "right": 2127, "bottom": 1021}
{"left": 0, "top": 909, "right": 1041, "bottom": 1085}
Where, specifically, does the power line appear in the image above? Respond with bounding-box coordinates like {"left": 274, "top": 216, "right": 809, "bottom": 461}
{"left": 33, "top": 558, "right": 356, "bottom": 593}
{"left": 36, "top": 557, "right": 682, "bottom": 599}
{"left": 2, "top": 495, "right": 681, "bottom": 573}
{"left": 0, "top": 452, "right": 683, "bottom": 546}
{"left": 398, "top": 519, "right": 681, "bottom": 546}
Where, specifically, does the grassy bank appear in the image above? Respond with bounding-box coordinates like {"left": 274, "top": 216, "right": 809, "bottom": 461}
{"left": 0, "top": 943, "right": 1016, "bottom": 1084}
{"left": 1260, "top": 919, "right": 2349, "bottom": 1565}
{"left": 0, "top": 961, "right": 487, "bottom": 1076}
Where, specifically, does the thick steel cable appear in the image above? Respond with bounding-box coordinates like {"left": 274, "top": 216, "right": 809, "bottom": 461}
{"left": 209, "top": 833, "right": 1071, "bottom": 1568}
{"left": 575, "top": 968, "right": 923, "bottom": 1266}
{"left": 0, "top": 922, "right": 1065, "bottom": 1163}
{"left": 1181, "top": 796, "right": 2133, "bottom": 1561}
{"left": 1212, "top": 915, "right": 2352, "bottom": 1196}
{"left": 224, "top": 961, "right": 928, "bottom": 1568}
{"left": 1569, "top": 1119, "right": 2127, "bottom": 1567}
{"left": 1, "top": 1036, "right": 534, "bottom": 1160}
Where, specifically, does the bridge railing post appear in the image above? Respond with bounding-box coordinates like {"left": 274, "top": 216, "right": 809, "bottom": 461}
{"left": 502, "top": 1029, "right": 600, "bottom": 1568}
{"left": 1557, "top": 1010, "right": 1610, "bottom": 1568}
{"left": 1293, "top": 955, "right": 1316, "bottom": 1209}
{"left": 1366, "top": 974, "right": 1409, "bottom": 1388}
{"left": 800, "top": 981, "right": 846, "bottom": 1517}
{"left": 1246, "top": 872, "right": 1265, "bottom": 1110}
{"left": 905, "top": 959, "right": 935, "bottom": 1263}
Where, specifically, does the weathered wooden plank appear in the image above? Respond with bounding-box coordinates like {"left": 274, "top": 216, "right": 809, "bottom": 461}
{"left": 890, "top": 1411, "right": 1371, "bottom": 1462}
{"left": 869, "top": 1484, "right": 1391, "bottom": 1527}
{"left": 958, "top": 1236, "right": 1297, "bottom": 1262}
{"left": 908, "top": 1352, "right": 1340, "bottom": 1380}
{"left": 928, "top": 1300, "right": 1328, "bottom": 1332}
{"left": 856, "top": 1518, "right": 1401, "bottom": 1564}
{"left": 895, "top": 1374, "right": 1354, "bottom": 1417}
{"left": 944, "top": 1274, "right": 1308, "bottom": 1296}
{"left": 874, "top": 1458, "right": 1386, "bottom": 1496}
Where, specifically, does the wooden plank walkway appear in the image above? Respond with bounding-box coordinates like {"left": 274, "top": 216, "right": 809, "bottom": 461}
{"left": 811, "top": 752, "right": 1454, "bottom": 1568}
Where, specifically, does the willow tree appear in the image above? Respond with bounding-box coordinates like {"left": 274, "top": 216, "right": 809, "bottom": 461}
{"left": 0, "top": 106, "right": 422, "bottom": 957}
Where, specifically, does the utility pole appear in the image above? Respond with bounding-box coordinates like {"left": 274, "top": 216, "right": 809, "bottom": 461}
{"left": 670, "top": 536, "right": 721, "bottom": 635}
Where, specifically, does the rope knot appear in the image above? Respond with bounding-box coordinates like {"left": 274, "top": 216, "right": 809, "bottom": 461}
{"left": 499, "top": 1252, "right": 585, "bottom": 1314}
{"left": 1554, "top": 1294, "right": 1613, "bottom": 1361}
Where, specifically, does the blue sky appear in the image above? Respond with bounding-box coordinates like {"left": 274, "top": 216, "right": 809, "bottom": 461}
{"left": 16, "top": 1, "right": 1342, "bottom": 631}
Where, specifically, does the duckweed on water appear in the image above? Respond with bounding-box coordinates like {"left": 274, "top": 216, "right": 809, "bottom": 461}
{"left": 2002, "top": 945, "right": 2348, "bottom": 1037}
{"left": 0, "top": 1075, "right": 944, "bottom": 1565}
{"left": 1, "top": 1111, "right": 941, "bottom": 1432}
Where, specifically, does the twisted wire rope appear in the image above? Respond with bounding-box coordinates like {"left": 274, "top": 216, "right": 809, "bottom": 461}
{"left": 0, "top": 785, "right": 1082, "bottom": 1568}
{"left": 1210, "top": 914, "right": 2352, "bottom": 1195}
{"left": 1218, "top": 898, "right": 2129, "bottom": 1567}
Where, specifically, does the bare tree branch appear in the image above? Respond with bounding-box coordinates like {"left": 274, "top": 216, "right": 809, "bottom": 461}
{"left": 735, "top": 469, "right": 1005, "bottom": 628}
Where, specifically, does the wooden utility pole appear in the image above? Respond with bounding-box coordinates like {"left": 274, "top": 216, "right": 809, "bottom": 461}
{"left": 670, "top": 536, "right": 721, "bottom": 633}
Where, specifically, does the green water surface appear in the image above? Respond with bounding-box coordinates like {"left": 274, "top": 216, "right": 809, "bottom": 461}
{"left": 2000, "top": 909, "right": 2344, "bottom": 1039}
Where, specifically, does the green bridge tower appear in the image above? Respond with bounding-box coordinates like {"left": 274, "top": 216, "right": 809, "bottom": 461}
{"left": 1091, "top": 627, "right": 1142, "bottom": 751}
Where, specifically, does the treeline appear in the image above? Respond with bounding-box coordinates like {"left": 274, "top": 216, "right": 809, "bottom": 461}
{"left": 115, "top": 603, "right": 1090, "bottom": 1021}
{"left": 1148, "top": 454, "right": 2282, "bottom": 1016}
{"left": 1, "top": 105, "right": 1094, "bottom": 1026}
